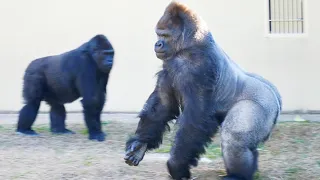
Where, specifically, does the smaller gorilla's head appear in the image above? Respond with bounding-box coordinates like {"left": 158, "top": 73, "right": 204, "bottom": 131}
{"left": 87, "top": 34, "right": 114, "bottom": 73}
{"left": 154, "top": 1, "right": 210, "bottom": 61}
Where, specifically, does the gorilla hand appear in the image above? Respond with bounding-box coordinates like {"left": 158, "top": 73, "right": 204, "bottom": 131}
{"left": 124, "top": 140, "right": 148, "bottom": 166}
{"left": 167, "top": 160, "right": 191, "bottom": 180}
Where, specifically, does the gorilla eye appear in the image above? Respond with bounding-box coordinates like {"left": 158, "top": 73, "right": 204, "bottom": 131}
{"left": 162, "top": 34, "right": 170, "bottom": 38}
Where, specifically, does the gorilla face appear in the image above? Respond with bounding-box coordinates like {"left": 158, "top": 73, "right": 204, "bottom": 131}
{"left": 92, "top": 49, "right": 114, "bottom": 72}
{"left": 88, "top": 34, "right": 114, "bottom": 73}
{"left": 154, "top": 32, "right": 173, "bottom": 60}
{"left": 154, "top": 15, "right": 184, "bottom": 61}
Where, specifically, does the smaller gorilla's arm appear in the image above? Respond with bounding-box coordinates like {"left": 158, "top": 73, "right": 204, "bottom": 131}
{"left": 77, "top": 66, "right": 107, "bottom": 141}
{"left": 125, "top": 70, "right": 179, "bottom": 166}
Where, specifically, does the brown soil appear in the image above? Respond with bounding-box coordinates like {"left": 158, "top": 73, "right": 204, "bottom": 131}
{"left": 0, "top": 120, "right": 319, "bottom": 180}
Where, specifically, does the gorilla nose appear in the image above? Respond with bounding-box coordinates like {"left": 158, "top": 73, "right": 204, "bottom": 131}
{"left": 154, "top": 41, "right": 164, "bottom": 52}
{"left": 155, "top": 41, "right": 163, "bottom": 48}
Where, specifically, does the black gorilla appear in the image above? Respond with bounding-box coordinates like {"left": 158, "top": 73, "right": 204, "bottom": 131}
{"left": 16, "top": 34, "right": 114, "bottom": 142}
{"left": 124, "top": 2, "right": 282, "bottom": 180}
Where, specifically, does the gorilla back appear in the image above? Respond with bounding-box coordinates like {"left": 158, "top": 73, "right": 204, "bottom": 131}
{"left": 17, "top": 34, "right": 114, "bottom": 142}
{"left": 124, "top": 2, "right": 282, "bottom": 180}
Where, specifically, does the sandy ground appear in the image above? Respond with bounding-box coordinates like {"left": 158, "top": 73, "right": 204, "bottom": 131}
{"left": 0, "top": 113, "right": 319, "bottom": 180}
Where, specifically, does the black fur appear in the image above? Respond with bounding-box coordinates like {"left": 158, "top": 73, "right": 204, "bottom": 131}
{"left": 16, "top": 34, "right": 114, "bottom": 142}
{"left": 125, "top": 2, "right": 282, "bottom": 180}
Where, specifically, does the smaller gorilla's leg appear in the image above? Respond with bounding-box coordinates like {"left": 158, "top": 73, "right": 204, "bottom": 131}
{"left": 81, "top": 98, "right": 105, "bottom": 141}
{"left": 221, "top": 100, "right": 274, "bottom": 180}
{"left": 50, "top": 104, "right": 74, "bottom": 134}
{"left": 16, "top": 100, "right": 41, "bottom": 136}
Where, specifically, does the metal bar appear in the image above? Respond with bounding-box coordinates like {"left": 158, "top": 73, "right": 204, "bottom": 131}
{"left": 301, "top": 0, "right": 304, "bottom": 33}
{"left": 281, "top": 0, "right": 286, "bottom": 33}
{"left": 269, "top": 19, "right": 304, "bottom": 22}
{"left": 291, "top": 0, "right": 294, "bottom": 33}
{"left": 273, "top": 0, "right": 275, "bottom": 33}
{"left": 296, "top": 0, "right": 298, "bottom": 33}
{"left": 278, "top": 0, "right": 280, "bottom": 33}
{"left": 269, "top": 0, "right": 272, "bottom": 33}
{"left": 287, "top": 0, "right": 289, "bottom": 33}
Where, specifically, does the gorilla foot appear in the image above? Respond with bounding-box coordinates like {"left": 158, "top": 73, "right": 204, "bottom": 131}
{"left": 89, "top": 132, "right": 106, "bottom": 142}
{"left": 51, "top": 128, "right": 75, "bottom": 135}
{"left": 16, "top": 129, "right": 39, "bottom": 136}
{"left": 167, "top": 160, "right": 191, "bottom": 180}
{"left": 124, "top": 141, "right": 148, "bottom": 166}
{"left": 222, "top": 175, "right": 247, "bottom": 180}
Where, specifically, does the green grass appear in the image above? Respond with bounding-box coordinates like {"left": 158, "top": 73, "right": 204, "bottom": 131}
{"left": 292, "top": 138, "right": 305, "bottom": 144}
{"left": 154, "top": 145, "right": 171, "bottom": 153}
{"left": 83, "top": 156, "right": 94, "bottom": 166}
{"left": 33, "top": 125, "right": 50, "bottom": 132}
{"left": 80, "top": 128, "right": 88, "bottom": 135}
{"left": 101, "top": 121, "right": 109, "bottom": 126}
{"left": 204, "top": 143, "right": 222, "bottom": 159}
{"left": 285, "top": 167, "right": 303, "bottom": 174}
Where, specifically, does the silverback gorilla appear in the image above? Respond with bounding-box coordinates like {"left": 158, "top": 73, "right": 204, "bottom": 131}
{"left": 125, "top": 2, "right": 282, "bottom": 180}
{"left": 16, "top": 34, "right": 114, "bottom": 142}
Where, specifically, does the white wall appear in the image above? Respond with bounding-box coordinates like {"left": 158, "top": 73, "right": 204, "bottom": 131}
{"left": 0, "top": 0, "right": 319, "bottom": 112}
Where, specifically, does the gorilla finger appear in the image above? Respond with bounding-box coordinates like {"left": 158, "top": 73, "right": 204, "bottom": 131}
{"left": 125, "top": 149, "right": 135, "bottom": 156}
{"left": 125, "top": 159, "right": 133, "bottom": 166}
{"left": 133, "top": 159, "right": 140, "bottom": 166}
{"left": 124, "top": 155, "right": 130, "bottom": 160}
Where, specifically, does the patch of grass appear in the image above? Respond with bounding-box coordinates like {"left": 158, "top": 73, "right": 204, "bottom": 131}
{"left": 0, "top": 125, "right": 6, "bottom": 131}
{"left": 292, "top": 138, "right": 306, "bottom": 144}
{"left": 215, "top": 169, "right": 227, "bottom": 176}
{"left": 80, "top": 129, "right": 88, "bottom": 135}
{"left": 101, "top": 121, "right": 109, "bottom": 126}
{"left": 11, "top": 171, "right": 31, "bottom": 179}
{"left": 84, "top": 160, "right": 92, "bottom": 166}
{"left": 83, "top": 156, "right": 94, "bottom": 166}
{"left": 257, "top": 143, "right": 265, "bottom": 151}
{"left": 204, "top": 143, "right": 222, "bottom": 159}
{"left": 285, "top": 167, "right": 303, "bottom": 175}
{"left": 154, "top": 145, "right": 171, "bottom": 153}
{"left": 33, "top": 125, "right": 50, "bottom": 132}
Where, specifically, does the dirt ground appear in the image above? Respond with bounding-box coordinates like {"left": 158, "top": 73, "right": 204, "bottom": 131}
{"left": 0, "top": 116, "right": 319, "bottom": 180}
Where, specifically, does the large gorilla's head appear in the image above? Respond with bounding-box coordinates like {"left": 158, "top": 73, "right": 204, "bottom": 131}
{"left": 87, "top": 34, "right": 114, "bottom": 73}
{"left": 154, "top": 1, "right": 210, "bottom": 61}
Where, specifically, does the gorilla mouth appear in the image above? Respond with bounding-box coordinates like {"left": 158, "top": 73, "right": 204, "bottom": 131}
{"left": 155, "top": 52, "right": 166, "bottom": 59}
{"left": 100, "top": 66, "right": 112, "bottom": 73}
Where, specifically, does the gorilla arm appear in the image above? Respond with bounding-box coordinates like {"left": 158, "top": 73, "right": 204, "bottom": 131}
{"left": 166, "top": 75, "right": 220, "bottom": 179}
{"left": 125, "top": 70, "right": 179, "bottom": 166}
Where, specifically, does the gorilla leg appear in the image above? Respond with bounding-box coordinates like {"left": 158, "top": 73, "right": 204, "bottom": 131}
{"left": 220, "top": 100, "right": 274, "bottom": 180}
{"left": 16, "top": 100, "right": 41, "bottom": 135}
{"left": 50, "top": 104, "right": 74, "bottom": 134}
{"left": 81, "top": 98, "right": 105, "bottom": 141}
{"left": 17, "top": 69, "right": 45, "bottom": 135}
{"left": 167, "top": 118, "right": 219, "bottom": 180}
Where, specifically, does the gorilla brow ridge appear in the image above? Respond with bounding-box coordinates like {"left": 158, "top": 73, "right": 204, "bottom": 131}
{"left": 162, "top": 1, "right": 210, "bottom": 47}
